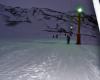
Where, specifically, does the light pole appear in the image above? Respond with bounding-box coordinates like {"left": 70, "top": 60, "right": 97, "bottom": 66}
{"left": 76, "top": 7, "right": 83, "bottom": 45}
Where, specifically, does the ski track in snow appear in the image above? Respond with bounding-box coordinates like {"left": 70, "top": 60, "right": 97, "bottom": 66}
{"left": 0, "top": 39, "right": 100, "bottom": 80}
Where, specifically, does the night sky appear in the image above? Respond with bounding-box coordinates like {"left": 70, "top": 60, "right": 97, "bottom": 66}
{"left": 0, "top": 0, "right": 95, "bottom": 13}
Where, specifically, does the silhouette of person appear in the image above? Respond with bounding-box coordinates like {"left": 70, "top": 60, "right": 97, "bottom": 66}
{"left": 52, "top": 35, "right": 55, "bottom": 38}
{"left": 56, "top": 34, "right": 58, "bottom": 39}
{"left": 66, "top": 28, "right": 73, "bottom": 44}
{"left": 64, "top": 33, "right": 66, "bottom": 36}
{"left": 67, "top": 33, "right": 70, "bottom": 44}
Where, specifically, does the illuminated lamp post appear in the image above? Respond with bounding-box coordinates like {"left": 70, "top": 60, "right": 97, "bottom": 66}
{"left": 76, "top": 7, "right": 83, "bottom": 45}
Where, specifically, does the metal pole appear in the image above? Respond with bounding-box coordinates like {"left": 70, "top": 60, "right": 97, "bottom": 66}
{"left": 76, "top": 13, "right": 81, "bottom": 45}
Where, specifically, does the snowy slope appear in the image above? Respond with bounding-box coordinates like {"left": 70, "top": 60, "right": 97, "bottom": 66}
{"left": 0, "top": 39, "right": 100, "bottom": 80}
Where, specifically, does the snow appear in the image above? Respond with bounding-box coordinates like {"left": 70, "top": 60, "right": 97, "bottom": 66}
{"left": 0, "top": 39, "right": 100, "bottom": 80}
{"left": 0, "top": 4, "right": 100, "bottom": 80}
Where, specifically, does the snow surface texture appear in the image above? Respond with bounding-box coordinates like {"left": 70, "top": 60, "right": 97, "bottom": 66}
{"left": 0, "top": 3, "right": 100, "bottom": 80}
{"left": 0, "top": 39, "right": 100, "bottom": 80}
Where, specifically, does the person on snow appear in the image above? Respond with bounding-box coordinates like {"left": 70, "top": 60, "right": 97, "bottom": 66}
{"left": 66, "top": 27, "right": 73, "bottom": 44}
{"left": 67, "top": 33, "right": 71, "bottom": 44}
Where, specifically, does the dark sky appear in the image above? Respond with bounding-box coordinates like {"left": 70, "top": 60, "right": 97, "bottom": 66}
{"left": 0, "top": 0, "right": 95, "bottom": 13}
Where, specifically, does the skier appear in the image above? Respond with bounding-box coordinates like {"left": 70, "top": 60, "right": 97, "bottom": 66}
{"left": 67, "top": 33, "right": 70, "bottom": 44}
{"left": 56, "top": 34, "right": 58, "bottom": 39}
{"left": 66, "top": 27, "right": 73, "bottom": 44}
{"left": 52, "top": 34, "right": 55, "bottom": 38}
{"left": 52, "top": 34, "right": 58, "bottom": 39}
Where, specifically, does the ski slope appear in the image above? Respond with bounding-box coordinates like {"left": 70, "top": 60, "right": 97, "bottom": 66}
{"left": 0, "top": 39, "right": 100, "bottom": 80}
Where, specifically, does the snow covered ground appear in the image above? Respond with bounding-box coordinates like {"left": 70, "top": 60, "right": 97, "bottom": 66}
{"left": 0, "top": 39, "right": 100, "bottom": 80}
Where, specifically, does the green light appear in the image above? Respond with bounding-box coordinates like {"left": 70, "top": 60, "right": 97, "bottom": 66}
{"left": 77, "top": 7, "right": 83, "bottom": 13}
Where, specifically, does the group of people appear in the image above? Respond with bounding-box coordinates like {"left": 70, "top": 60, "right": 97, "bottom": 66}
{"left": 52, "top": 27, "right": 73, "bottom": 44}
